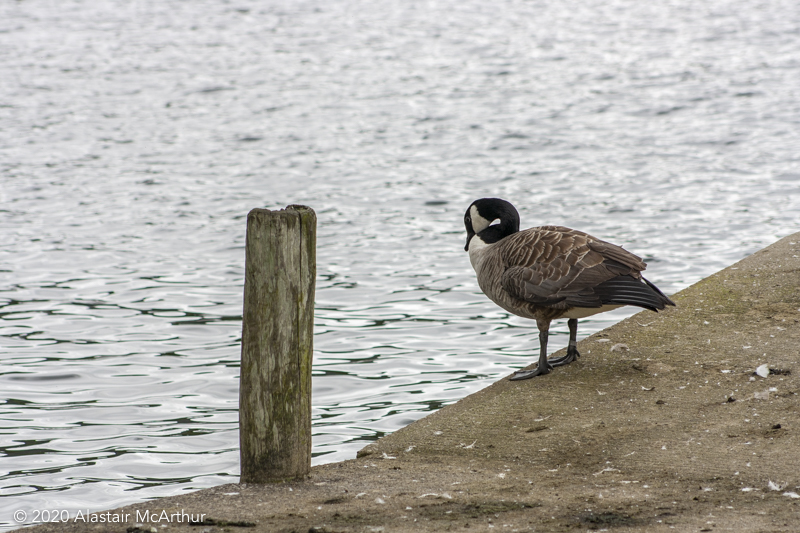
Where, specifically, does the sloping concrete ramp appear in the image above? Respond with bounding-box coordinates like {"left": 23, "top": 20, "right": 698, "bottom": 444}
{"left": 27, "top": 233, "right": 800, "bottom": 532}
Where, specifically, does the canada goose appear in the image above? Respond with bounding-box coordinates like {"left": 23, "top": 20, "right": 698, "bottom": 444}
{"left": 464, "top": 198, "right": 675, "bottom": 380}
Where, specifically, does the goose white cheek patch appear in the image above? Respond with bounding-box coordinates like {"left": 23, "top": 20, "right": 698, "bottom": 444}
{"left": 469, "top": 205, "right": 492, "bottom": 233}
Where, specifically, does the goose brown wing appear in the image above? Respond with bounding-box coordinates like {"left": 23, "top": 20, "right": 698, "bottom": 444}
{"left": 498, "top": 226, "right": 647, "bottom": 308}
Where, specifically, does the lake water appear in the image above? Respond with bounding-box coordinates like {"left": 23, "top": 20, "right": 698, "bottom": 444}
{"left": 1, "top": 0, "right": 799, "bottom": 529}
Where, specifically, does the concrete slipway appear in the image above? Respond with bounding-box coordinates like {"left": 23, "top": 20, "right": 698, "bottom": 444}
{"left": 26, "top": 233, "right": 800, "bottom": 533}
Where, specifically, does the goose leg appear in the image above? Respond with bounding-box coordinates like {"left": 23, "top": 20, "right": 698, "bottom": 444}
{"left": 548, "top": 318, "right": 581, "bottom": 367}
{"left": 510, "top": 319, "right": 553, "bottom": 380}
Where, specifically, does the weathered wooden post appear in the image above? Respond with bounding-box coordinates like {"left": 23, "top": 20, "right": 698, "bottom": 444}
{"left": 239, "top": 205, "right": 316, "bottom": 482}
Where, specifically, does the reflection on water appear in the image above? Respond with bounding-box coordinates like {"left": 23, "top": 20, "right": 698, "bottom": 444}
{"left": 2, "top": 0, "right": 800, "bottom": 529}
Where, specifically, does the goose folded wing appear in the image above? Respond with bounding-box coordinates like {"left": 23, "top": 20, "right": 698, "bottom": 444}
{"left": 501, "top": 263, "right": 610, "bottom": 307}
{"left": 498, "top": 228, "right": 648, "bottom": 308}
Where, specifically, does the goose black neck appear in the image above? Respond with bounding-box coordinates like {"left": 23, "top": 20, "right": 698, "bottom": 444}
{"left": 477, "top": 223, "right": 516, "bottom": 244}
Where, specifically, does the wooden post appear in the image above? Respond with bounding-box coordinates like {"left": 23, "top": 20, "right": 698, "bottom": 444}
{"left": 239, "top": 205, "right": 316, "bottom": 483}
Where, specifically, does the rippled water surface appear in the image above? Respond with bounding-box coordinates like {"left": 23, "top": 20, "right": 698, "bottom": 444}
{"left": 2, "top": 0, "right": 800, "bottom": 529}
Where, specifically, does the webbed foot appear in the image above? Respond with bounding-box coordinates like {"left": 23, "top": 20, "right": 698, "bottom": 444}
{"left": 509, "top": 363, "right": 553, "bottom": 381}
{"left": 548, "top": 346, "right": 580, "bottom": 367}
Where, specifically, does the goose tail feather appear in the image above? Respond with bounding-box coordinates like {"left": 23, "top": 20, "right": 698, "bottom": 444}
{"left": 593, "top": 275, "right": 675, "bottom": 312}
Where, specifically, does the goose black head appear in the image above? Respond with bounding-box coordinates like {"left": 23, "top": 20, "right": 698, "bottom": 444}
{"left": 464, "top": 198, "right": 521, "bottom": 251}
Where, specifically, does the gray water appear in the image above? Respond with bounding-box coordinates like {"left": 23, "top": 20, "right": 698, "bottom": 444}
{"left": 2, "top": 0, "right": 799, "bottom": 529}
